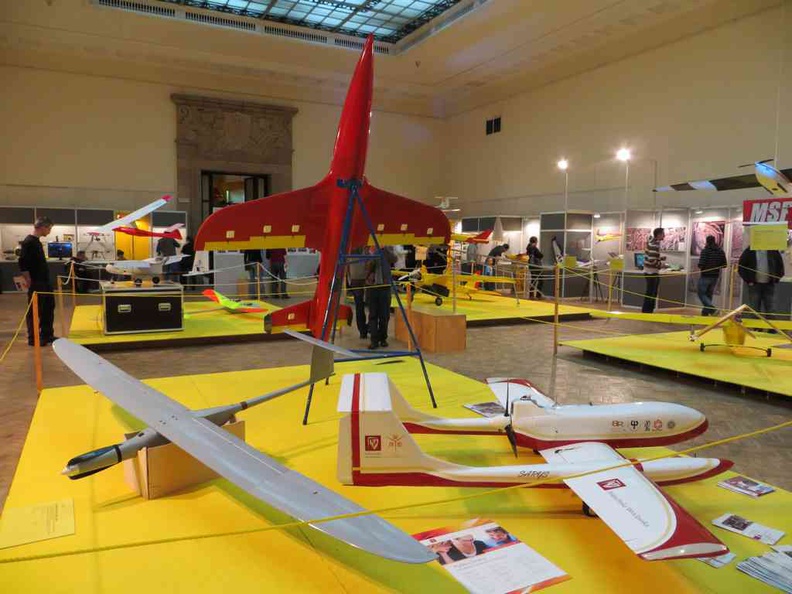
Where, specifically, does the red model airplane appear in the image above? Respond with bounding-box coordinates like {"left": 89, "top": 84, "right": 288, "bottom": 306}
{"left": 194, "top": 36, "right": 449, "bottom": 338}
{"left": 114, "top": 223, "right": 184, "bottom": 239}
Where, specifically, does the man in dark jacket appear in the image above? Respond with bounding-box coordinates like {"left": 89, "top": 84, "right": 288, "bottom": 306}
{"left": 738, "top": 246, "right": 785, "bottom": 318}
{"left": 365, "top": 245, "right": 397, "bottom": 350}
{"left": 696, "top": 235, "right": 727, "bottom": 315}
{"left": 19, "top": 216, "right": 55, "bottom": 346}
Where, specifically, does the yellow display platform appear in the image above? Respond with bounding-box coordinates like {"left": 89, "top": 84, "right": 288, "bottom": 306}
{"left": 396, "top": 292, "right": 593, "bottom": 325}
{"left": 1, "top": 360, "right": 788, "bottom": 593}
{"left": 562, "top": 331, "right": 792, "bottom": 397}
{"left": 68, "top": 301, "right": 277, "bottom": 348}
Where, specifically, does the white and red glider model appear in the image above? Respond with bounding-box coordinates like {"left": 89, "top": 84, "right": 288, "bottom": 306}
{"left": 385, "top": 376, "right": 710, "bottom": 452}
{"left": 52, "top": 337, "right": 434, "bottom": 564}
{"left": 337, "top": 373, "right": 733, "bottom": 561}
{"left": 88, "top": 195, "right": 174, "bottom": 237}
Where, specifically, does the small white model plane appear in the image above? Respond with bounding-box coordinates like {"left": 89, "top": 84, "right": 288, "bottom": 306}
{"left": 106, "top": 255, "right": 184, "bottom": 286}
{"left": 88, "top": 195, "right": 173, "bottom": 236}
{"left": 52, "top": 336, "right": 434, "bottom": 564}
{"left": 337, "top": 373, "right": 733, "bottom": 561}
{"left": 655, "top": 159, "right": 792, "bottom": 197}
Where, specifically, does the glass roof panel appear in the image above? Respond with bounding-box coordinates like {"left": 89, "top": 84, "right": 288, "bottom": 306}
{"left": 156, "top": 0, "right": 464, "bottom": 43}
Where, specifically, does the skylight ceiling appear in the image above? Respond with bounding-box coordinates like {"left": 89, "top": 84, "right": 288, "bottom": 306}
{"left": 158, "top": 1, "right": 463, "bottom": 43}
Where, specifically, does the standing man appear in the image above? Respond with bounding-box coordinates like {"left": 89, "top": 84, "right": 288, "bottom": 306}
{"left": 738, "top": 245, "right": 785, "bottom": 318}
{"left": 642, "top": 227, "right": 666, "bottom": 313}
{"left": 156, "top": 234, "right": 180, "bottom": 281}
{"left": 266, "top": 248, "right": 289, "bottom": 299}
{"left": 526, "top": 236, "right": 544, "bottom": 299}
{"left": 346, "top": 248, "right": 368, "bottom": 340}
{"left": 696, "top": 235, "right": 727, "bottom": 316}
{"left": 485, "top": 243, "right": 509, "bottom": 290}
{"left": 365, "top": 245, "right": 397, "bottom": 350}
{"left": 19, "top": 216, "right": 56, "bottom": 346}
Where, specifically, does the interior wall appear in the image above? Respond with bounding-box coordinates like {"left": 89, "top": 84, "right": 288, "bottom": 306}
{"left": 0, "top": 67, "right": 444, "bottom": 213}
{"left": 442, "top": 5, "right": 792, "bottom": 218}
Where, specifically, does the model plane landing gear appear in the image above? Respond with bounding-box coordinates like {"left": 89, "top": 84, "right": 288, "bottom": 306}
{"left": 434, "top": 297, "right": 443, "bottom": 306}
{"left": 151, "top": 276, "right": 160, "bottom": 285}
{"left": 133, "top": 278, "right": 142, "bottom": 287}
{"left": 582, "top": 502, "right": 598, "bottom": 518}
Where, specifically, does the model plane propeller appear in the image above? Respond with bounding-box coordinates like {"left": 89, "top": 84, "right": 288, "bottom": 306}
{"left": 194, "top": 36, "right": 450, "bottom": 339}
{"left": 655, "top": 160, "right": 792, "bottom": 197}
{"left": 337, "top": 373, "right": 733, "bottom": 561}
{"left": 52, "top": 335, "right": 434, "bottom": 564}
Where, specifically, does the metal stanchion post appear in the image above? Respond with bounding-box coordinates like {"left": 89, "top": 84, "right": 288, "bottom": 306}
{"left": 32, "top": 292, "right": 43, "bottom": 393}
{"left": 257, "top": 262, "right": 262, "bottom": 303}
{"left": 607, "top": 268, "right": 613, "bottom": 311}
{"left": 553, "top": 264, "right": 560, "bottom": 355}
{"left": 56, "top": 278, "right": 67, "bottom": 338}
{"left": 69, "top": 262, "right": 76, "bottom": 309}
{"left": 451, "top": 251, "right": 457, "bottom": 314}
{"left": 729, "top": 262, "right": 738, "bottom": 310}
{"left": 406, "top": 283, "right": 413, "bottom": 351}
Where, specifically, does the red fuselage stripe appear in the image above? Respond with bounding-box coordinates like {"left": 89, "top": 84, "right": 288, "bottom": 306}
{"left": 403, "top": 419, "right": 709, "bottom": 450}
{"left": 351, "top": 374, "right": 361, "bottom": 484}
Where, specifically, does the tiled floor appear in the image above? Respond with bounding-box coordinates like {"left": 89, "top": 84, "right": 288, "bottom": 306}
{"left": 0, "top": 291, "right": 789, "bottom": 511}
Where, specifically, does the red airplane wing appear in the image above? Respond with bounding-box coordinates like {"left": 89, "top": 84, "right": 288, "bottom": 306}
{"left": 351, "top": 182, "right": 450, "bottom": 247}
{"left": 195, "top": 180, "right": 333, "bottom": 252}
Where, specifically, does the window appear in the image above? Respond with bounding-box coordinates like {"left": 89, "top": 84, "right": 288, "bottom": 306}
{"left": 486, "top": 116, "right": 502, "bottom": 135}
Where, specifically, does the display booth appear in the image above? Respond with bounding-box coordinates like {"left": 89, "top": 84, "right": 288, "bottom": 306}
{"left": 0, "top": 205, "right": 188, "bottom": 293}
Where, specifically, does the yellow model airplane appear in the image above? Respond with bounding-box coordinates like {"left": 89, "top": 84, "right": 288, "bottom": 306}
{"left": 396, "top": 265, "right": 516, "bottom": 306}
{"left": 592, "top": 305, "right": 792, "bottom": 356}
{"left": 449, "top": 229, "right": 493, "bottom": 244}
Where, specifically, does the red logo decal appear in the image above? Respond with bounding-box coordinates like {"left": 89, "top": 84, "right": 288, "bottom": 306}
{"left": 364, "top": 435, "right": 381, "bottom": 451}
{"left": 653, "top": 419, "right": 663, "bottom": 430}
{"left": 597, "top": 478, "right": 626, "bottom": 491}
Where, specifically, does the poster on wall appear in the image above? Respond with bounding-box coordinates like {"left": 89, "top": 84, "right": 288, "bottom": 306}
{"left": 413, "top": 519, "right": 570, "bottom": 594}
{"left": 660, "top": 227, "right": 687, "bottom": 252}
{"left": 594, "top": 228, "right": 622, "bottom": 243}
{"left": 690, "top": 221, "right": 726, "bottom": 256}
{"left": 730, "top": 221, "right": 744, "bottom": 261}
{"left": 625, "top": 227, "right": 651, "bottom": 251}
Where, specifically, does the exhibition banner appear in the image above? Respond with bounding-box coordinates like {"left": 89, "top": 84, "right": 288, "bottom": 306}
{"left": 742, "top": 198, "right": 792, "bottom": 228}
{"left": 413, "top": 518, "right": 570, "bottom": 593}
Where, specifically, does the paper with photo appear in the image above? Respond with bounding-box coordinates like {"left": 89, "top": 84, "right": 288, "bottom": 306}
{"left": 712, "top": 513, "right": 785, "bottom": 545}
{"left": 717, "top": 475, "right": 775, "bottom": 498}
{"left": 414, "top": 519, "right": 569, "bottom": 594}
{"left": 0, "top": 499, "right": 75, "bottom": 549}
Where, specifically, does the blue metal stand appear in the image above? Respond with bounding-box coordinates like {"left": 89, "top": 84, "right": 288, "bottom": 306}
{"left": 302, "top": 178, "right": 437, "bottom": 425}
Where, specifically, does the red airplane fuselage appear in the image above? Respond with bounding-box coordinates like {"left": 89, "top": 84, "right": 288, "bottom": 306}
{"left": 193, "top": 36, "right": 449, "bottom": 339}
{"left": 310, "top": 38, "right": 374, "bottom": 338}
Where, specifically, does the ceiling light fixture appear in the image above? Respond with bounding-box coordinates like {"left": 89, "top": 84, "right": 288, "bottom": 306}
{"left": 616, "top": 148, "right": 631, "bottom": 162}
{"left": 557, "top": 159, "right": 569, "bottom": 170}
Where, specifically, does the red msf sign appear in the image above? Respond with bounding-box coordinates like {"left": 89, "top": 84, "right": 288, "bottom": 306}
{"left": 743, "top": 198, "right": 792, "bottom": 228}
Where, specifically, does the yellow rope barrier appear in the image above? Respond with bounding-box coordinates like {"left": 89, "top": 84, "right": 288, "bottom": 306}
{"left": 0, "top": 419, "right": 788, "bottom": 565}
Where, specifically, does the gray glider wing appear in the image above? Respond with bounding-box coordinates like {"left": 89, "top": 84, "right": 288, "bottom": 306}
{"left": 52, "top": 339, "right": 433, "bottom": 564}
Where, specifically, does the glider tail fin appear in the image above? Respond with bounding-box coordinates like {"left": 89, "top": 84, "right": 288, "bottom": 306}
{"left": 337, "top": 373, "right": 454, "bottom": 486}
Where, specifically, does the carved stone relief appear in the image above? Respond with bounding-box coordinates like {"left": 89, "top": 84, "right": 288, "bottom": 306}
{"left": 171, "top": 94, "right": 297, "bottom": 230}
